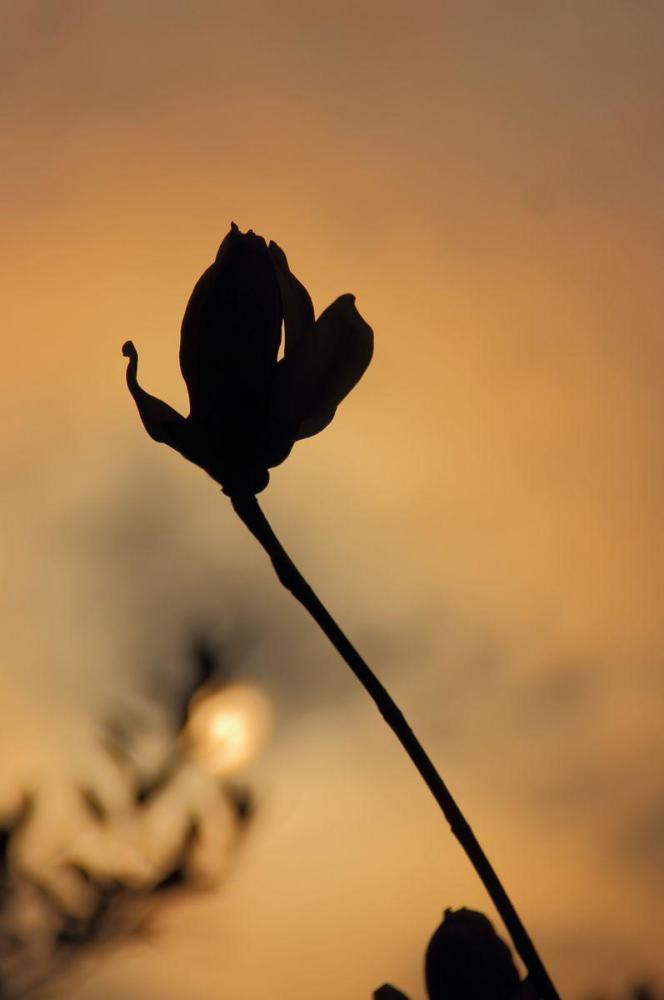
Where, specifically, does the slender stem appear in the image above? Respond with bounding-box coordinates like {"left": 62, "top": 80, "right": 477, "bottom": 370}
{"left": 230, "top": 492, "right": 560, "bottom": 1000}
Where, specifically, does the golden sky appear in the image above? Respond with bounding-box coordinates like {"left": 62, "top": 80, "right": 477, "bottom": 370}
{"left": 2, "top": 1, "right": 664, "bottom": 996}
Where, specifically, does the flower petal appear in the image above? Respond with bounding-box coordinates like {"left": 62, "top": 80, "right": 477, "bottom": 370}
{"left": 268, "top": 294, "right": 373, "bottom": 461}
{"left": 179, "top": 227, "right": 282, "bottom": 427}
{"left": 268, "top": 241, "right": 315, "bottom": 354}
{"left": 122, "top": 341, "right": 189, "bottom": 452}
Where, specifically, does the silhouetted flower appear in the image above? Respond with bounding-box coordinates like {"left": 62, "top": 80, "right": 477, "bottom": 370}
{"left": 122, "top": 224, "right": 373, "bottom": 495}
{"left": 424, "top": 908, "right": 521, "bottom": 1000}
{"left": 373, "top": 908, "right": 540, "bottom": 1000}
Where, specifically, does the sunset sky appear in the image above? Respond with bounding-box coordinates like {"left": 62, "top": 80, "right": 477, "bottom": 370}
{"left": 2, "top": 2, "right": 664, "bottom": 997}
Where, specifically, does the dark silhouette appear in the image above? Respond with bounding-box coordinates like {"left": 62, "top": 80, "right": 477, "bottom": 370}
{"left": 373, "top": 907, "right": 663, "bottom": 999}
{"left": 122, "top": 224, "right": 559, "bottom": 1000}
{"left": 122, "top": 223, "right": 373, "bottom": 496}
{"left": 425, "top": 908, "right": 521, "bottom": 999}
{"left": 374, "top": 908, "right": 527, "bottom": 1000}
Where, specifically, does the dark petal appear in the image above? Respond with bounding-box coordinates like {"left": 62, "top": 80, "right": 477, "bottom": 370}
{"left": 268, "top": 241, "right": 315, "bottom": 354}
{"left": 267, "top": 294, "right": 373, "bottom": 463}
{"left": 179, "top": 226, "right": 282, "bottom": 421}
{"left": 122, "top": 341, "right": 189, "bottom": 453}
{"left": 215, "top": 221, "right": 240, "bottom": 263}
{"left": 425, "top": 909, "right": 520, "bottom": 1000}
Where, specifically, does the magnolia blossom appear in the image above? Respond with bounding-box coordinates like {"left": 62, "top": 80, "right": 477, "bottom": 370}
{"left": 122, "top": 224, "right": 373, "bottom": 494}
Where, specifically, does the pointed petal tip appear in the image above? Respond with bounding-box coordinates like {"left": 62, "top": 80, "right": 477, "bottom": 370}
{"left": 268, "top": 241, "right": 288, "bottom": 267}
{"left": 217, "top": 224, "right": 240, "bottom": 261}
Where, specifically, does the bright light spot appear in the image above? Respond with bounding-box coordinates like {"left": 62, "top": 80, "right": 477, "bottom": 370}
{"left": 184, "top": 683, "right": 271, "bottom": 776}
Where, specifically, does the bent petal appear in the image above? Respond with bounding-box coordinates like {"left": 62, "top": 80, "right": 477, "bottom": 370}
{"left": 268, "top": 240, "right": 315, "bottom": 354}
{"left": 268, "top": 294, "right": 373, "bottom": 462}
{"left": 122, "top": 341, "right": 189, "bottom": 452}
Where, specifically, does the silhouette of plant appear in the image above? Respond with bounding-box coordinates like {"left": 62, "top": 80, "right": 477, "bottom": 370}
{"left": 122, "top": 223, "right": 372, "bottom": 496}
{"left": 372, "top": 906, "right": 662, "bottom": 1000}
{"left": 424, "top": 908, "right": 522, "bottom": 999}
{"left": 374, "top": 907, "right": 536, "bottom": 1000}
{"left": 122, "top": 224, "right": 560, "bottom": 1000}
{"left": 0, "top": 640, "right": 253, "bottom": 998}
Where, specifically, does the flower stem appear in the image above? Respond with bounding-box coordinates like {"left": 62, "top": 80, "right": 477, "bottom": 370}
{"left": 230, "top": 492, "right": 560, "bottom": 1000}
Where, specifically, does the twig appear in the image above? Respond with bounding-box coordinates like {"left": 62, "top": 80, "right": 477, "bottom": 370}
{"left": 230, "top": 492, "right": 560, "bottom": 1000}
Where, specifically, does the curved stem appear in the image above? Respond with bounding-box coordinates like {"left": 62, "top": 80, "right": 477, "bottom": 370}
{"left": 230, "top": 492, "right": 560, "bottom": 1000}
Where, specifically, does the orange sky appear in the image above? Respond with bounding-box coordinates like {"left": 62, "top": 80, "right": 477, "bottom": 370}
{"left": 2, "top": 2, "right": 664, "bottom": 997}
